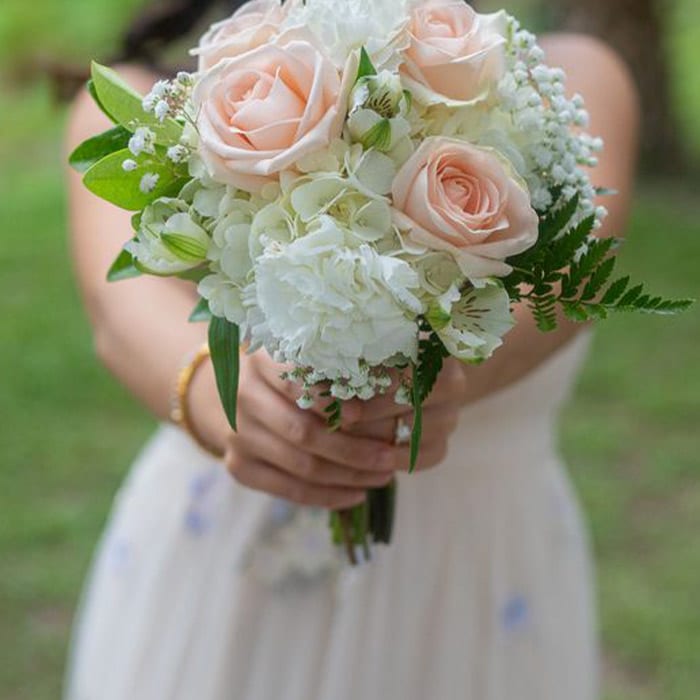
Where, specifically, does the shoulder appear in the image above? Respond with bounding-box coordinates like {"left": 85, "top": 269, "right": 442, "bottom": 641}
{"left": 539, "top": 34, "right": 637, "bottom": 97}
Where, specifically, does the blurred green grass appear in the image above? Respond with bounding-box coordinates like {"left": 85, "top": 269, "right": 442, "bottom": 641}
{"left": 0, "top": 1, "right": 699, "bottom": 699}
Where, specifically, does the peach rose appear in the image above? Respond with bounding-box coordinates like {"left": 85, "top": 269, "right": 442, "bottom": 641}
{"left": 194, "top": 0, "right": 286, "bottom": 71}
{"left": 392, "top": 137, "right": 538, "bottom": 280}
{"left": 402, "top": 1, "right": 507, "bottom": 104}
{"left": 193, "top": 40, "right": 349, "bottom": 192}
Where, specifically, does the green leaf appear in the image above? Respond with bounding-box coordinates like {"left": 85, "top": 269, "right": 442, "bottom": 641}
{"left": 562, "top": 302, "right": 591, "bottom": 323}
{"left": 408, "top": 330, "right": 449, "bottom": 473}
{"left": 507, "top": 192, "right": 579, "bottom": 270}
{"left": 83, "top": 148, "right": 188, "bottom": 211}
{"left": 540, "top": 193, "right": 580, "bottom": 245}
{"left": 402, "top": 89, "right": 413, "bottom": 113}
{"left": 131, "top": 211, "right": 143, "bottom": 232}
{"left": 426, "top": 303, "right": 451, "bottom": 331}
{"left": 356, "top": 47, "right": 378, "bottom": 81}
{"left": 69, "top": 125, "right": 132, "bottom": 173}
{"left": 581, "top": 255, "right": 616, "bottom": 301}
{"left": 601, "top": 275, "right": 630, "bottom": 305}
{"left": 546, "top": 214, "right": 596, "bottom": 271}
{"left": 322, "top": 395, "right": 343, "bottom": 431}
{"left": 617, "top": 283, "right": 644, "bottom": 307}
{"left": 188, "top": 298, "right": 212, "bottom": 323}
{"left": 106, "top": 246, "right": 142, "bottom": 282}
{"left": 175, "top": 267, "right": 209, "bottom": 283}
{"left": 208, "top": 317, "right": 240, "bottom": 431}
{"left": 90, "top": 62, "right": 181, "bottom": 144}
{"left": 646, "top": 299, "right": 694, "bottom": 315}
{"left": 530, "top": 295, "right": 558, "bottom": 331}
{"left": 409, "top": 372, "right": 423, "bottom": 474}
{"left": 87, "top": 79, "right": 113, "bottom": 121}
{"left": 160, "top": 233, "right": 208, "bottom": 262}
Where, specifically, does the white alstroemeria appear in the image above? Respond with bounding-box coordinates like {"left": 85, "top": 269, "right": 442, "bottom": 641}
{"left": 430, "top": 283, "right": 514, "bottom": 363}
{"left": 198, "top": 273, "right": 248, "bottom": 327}
{"left": 289, "top": 175, "right": 393, "bottom": 243}
{"left": 283, "top": 0, "right": 410, "bottom": 69}
{"left": 127, "top": 198, "right": 209, "bottom": 275}
{"left": 348, "top": 71, "right": 413, "bottom": 157}
{"left": 251, "top": 217, "right": 421, "bottom": 385}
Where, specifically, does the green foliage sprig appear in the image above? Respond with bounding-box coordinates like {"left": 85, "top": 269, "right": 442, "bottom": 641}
{"left": 504, "top": 193, "right": 694, "bottom": 331}
{"left": 410, "top": 325, "right": 450, "bottom": 473}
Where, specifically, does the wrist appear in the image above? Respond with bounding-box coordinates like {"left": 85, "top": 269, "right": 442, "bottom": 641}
{"left": 189, "top": 358, "right": 232, "bottom": 455}
{"left": 171, "top": 345, "right": 230, "bottom": 458}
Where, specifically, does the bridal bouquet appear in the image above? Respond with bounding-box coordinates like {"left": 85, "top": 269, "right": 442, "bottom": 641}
{"left": 71, "top": 0, "right": 691, "bottom": 563}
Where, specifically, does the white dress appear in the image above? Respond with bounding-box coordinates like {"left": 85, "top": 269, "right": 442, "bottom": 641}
{"left": 64, "top": 332, "right": 598, "bottom": 700}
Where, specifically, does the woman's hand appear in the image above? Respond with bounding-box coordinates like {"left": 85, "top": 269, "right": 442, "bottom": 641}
{"left": 258, "top": 357, "right": 469, "bottom": 473}
{"left": 345, "top": 359, "right": 467, "bottom": 471}
{"left": 189, "top": 350, "right": 405, "bottom": 509}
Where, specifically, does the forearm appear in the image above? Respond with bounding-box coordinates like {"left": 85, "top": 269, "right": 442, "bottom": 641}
{"left": 86, "top": 276, "right": 207, "bottom": 422}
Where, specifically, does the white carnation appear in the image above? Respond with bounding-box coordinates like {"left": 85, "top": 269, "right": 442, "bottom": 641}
{"left": 284, "top": 0, "right": 410, "bottom": 69}
{"left": 251, "top": 217, "right": 422, "bottom": 383}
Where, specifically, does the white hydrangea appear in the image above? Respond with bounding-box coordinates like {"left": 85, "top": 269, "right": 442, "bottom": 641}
{"left": 249, "top": 216, "right": 422, "bottom": 386}
{"left": 289, "top": 174, "right": 394, "bottom": 244}
{"left": 198, "top": 273, "right": 249, "bottom": 327}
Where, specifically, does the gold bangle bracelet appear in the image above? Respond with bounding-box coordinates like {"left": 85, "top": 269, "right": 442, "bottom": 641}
{"left": 170, "top": 343, "right": 225, "bottom": 459}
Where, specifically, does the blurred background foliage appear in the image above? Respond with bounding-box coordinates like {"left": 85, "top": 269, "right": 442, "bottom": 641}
{"left": 0, "top": 1, "right": 698, "bottom": 699}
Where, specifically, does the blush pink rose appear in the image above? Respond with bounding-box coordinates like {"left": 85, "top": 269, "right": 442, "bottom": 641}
{"left": 402, "top": 1, "right": 507, "bottom": 104}
{"left": 193, "top": 40, "right": 349, "bottom": 192}
{"left": 193, "top": 0, "right": 287, "bottom": 71}
{"left": 392, "top": 137, "right": 538, "bottom": 280}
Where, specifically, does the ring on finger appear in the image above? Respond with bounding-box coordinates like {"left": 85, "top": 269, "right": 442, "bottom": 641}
{"left": 393, "top": 415, "right": 412, "bottom": 446}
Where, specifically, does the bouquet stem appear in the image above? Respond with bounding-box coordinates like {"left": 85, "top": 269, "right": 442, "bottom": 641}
{"left": 330, "top": 480, "right": 397, "bottom": 565}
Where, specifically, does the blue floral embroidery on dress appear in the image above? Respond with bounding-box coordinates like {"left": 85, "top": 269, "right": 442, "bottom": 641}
{"left": 502, "top": 594, "right": 529, "bottom": 631}
{"left": 183, "top": 467, "right": 220, "bottom": 536}
{"left": 184, "top": 508, "right": 212, "bottom": 536}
